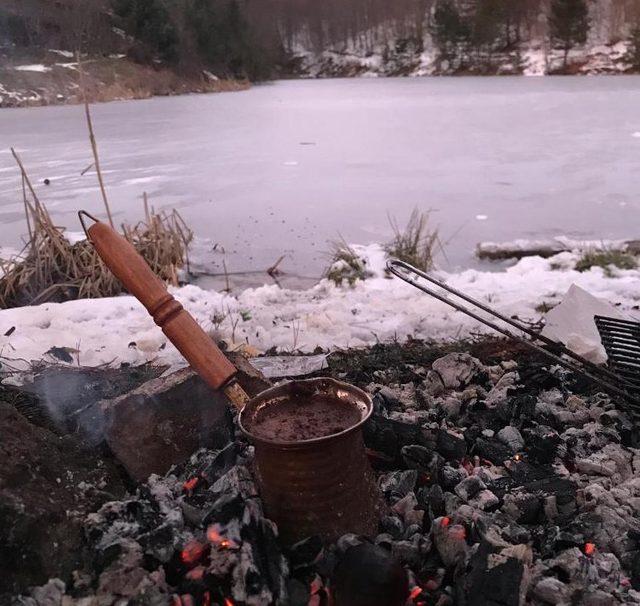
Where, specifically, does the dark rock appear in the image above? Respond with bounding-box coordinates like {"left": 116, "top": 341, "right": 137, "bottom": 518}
{"left": 455, "top": 476, "right": 485, "bottom": 501}
{"left": 401, "top": 444, "right": 435, "bottom": 472}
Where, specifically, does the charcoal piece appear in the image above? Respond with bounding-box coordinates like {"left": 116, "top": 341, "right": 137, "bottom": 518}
{"left": 472, "top": 437, "right": 512, "bottom": 465}
{"left": 457, "top": 541, "right": 524, "bottom": 606}
{"left": 203, "top": 466, "right": 258, "bottom": 526}
{"left": 441, "top": 465, "right": 467, "bottom": 491}
{"left": 437, "top": 430, "right": 467, "bottom": 461}
{"left": 502, "top": 524, "right": 531, "bottom": 545}
{"left": 379, "top": 470, "right": 418, "bottom": 499}
{"left": 137, "top": 523, "right": 176, "bottom": 563}
{"left": 379, "top": 516, "right": 405, "bottom": 540}
{"left": 496, "top": 426, "right": 524, "bottom": 453}
{"left": 200, "top": 442, "right": 240, "bottom": 484}
{"left": 426, "top": 485, "right": 446, "bottom": 518}
{"left": 404, "top": 524, "right": 422, "bottom": 539}
{"left": 330, "top": 544, "right": 408, "bottom": 606}
{"left": 454, "top": 476, "right": 485, "bottom": 502}
{"left": 522, "top": 425, "right": 562, "bottom": 464}
{"left": 391, "top": 541, "right": 422, "bottom": 568}
{"left": 552, "top": 531, "right": 584, "bottom": 551}
{"left": 287, "top": 578, "right": 310, "bottom": 606}
{"left": 363, "top": 415, "right": 430, "bottom": 462}
{"left": 401, "top": 445, "right": 436, "bottom": 472}
{"left": 630, "top": 550, "right": 640, "bottom": 590}
{"left": 288, "top": 536, "right": 323, "bottom": 570}
{"left": 505, "top": 493, "right": 542, "bottom": 525}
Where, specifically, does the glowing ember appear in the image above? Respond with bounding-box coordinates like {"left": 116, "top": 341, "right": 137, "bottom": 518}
{"left": 309, "top": 575, "right": 323, "bottom": 595}
{"left": 513, "top": 453, "right": 522, "bottom": 461}
{"left": 180, "top": 595, "right": 194, "bottom": 606}
{"left": 584, "top": 542, "right": 596, "bottom": 556}
{"left": 180, "top": 540, "right": 206, "bottom": 566}
{"left": 182, "top": 477, "right": 199, "bottom": 493}
{"left": 224, "top": 599, "right": 234, "bottom": 606}
{"left": 185, "top": 566, "right": 205, "bottom": 581}
{"left": 441, "top": 516, "right": 451, "bottom": 527}
{"left": 203, "top": 592, "right": 211, "bottom": 606}
{"left": 410, "top": 586, "right": 423, "bottom": 600}
{"left": 207, "top": 524, "right": 238, "bottom": 549}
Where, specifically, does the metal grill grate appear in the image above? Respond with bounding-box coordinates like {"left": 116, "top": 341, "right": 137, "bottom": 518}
{"left": 595, "top": 315, "right": 640, "bottom": 396}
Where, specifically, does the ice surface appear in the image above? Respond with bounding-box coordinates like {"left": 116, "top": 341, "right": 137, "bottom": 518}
{"left": 2, "top": 79, "right": 640, "bottom": 282}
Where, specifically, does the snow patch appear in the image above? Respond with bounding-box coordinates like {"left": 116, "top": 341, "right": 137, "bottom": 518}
{"left": 1, "top": 246, "right": 639, "bottom": 376}
{"left": 14, "top": 64, "right": 52, "bottom": 73}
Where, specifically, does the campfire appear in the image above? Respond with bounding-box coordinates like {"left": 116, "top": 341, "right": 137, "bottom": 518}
{"left": 12, "top": 346, "right": 640, "bottom": 606}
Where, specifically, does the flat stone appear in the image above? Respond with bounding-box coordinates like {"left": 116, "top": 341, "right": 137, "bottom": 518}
{"left": 103, "top": 354, "right": 270, "bottom": 480}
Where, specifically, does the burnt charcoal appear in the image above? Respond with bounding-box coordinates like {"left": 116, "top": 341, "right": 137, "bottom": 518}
{"left": 425, "top": 484, "right": 446, "bottom": 518}
{"left": 401, "top": 445, "right": 436, "bottom": 472}
{"left": 441, "top": 465, "right": 467, "bottom": 491}
{"left": 522, "top": 425, "right": 563, "bottom": 464}
{"left": 457, "top": 541, "right": 524, "bottom": 606}
{"left": 364, "top": 415, "right": 430, "bottom": 462}
{"left": 287, "top": 578, "right": 311, "bottom": 606}
{"left": 203, "top": 466, "right": 258, "bottom": 526}
{"left": 379, "top": 470, "right": 418, "bottom": 499}
{"left": 502, "top": 524, "right": 531, "bottom": 545}
{"left": 437, "top": 430, "right": 467, "bottom": 461}
{"left": 289, "top": 536, "right": 323, "bottom": 570}
{"left": 330, "top": 544, "right": 408, "bottom": 606}
{"left": 200, "top": 442, "right": 241, "bottom": 484}
{"left": 504, "top": 493, "right": 542, "bottom": 525}
{"left": 455, "top": 476, "right": 485, "bottom": 501}
{"left": 379, "top": 516, "right": 405, "bottom": 540}
{"left": 373, "top": 388, "right": 405, "bottom": 412}
{"left": 137, "top": 523, "right": 177, "bottom": 563}
{"left": 630, "top": 551, "right": 640, "bottom": 590}
{"left": 472, "top": 437, "right": 512, "bottom": 465}
{"left": 391, "top": 540, "right": 422, "bottom": 568}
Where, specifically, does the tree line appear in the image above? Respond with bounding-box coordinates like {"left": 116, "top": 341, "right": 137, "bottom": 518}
{"left": 2, "top": 0, "right": 640, "bottom": 77}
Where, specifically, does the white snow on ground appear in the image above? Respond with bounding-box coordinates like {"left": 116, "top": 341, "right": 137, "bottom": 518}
{"left": 521, "top": 48, "right": 547, "bottom": 76}
{"left": 0, "top": 245, "right": 639, "bottom": 376}
{"left": 49, "top": 50, "right": 74, "bottom": 59}
{"left": 477, "top": 237, "right": 630, "bottom": 257}
{"left": 13, "top": 64, "right": 52, "bottom": 73}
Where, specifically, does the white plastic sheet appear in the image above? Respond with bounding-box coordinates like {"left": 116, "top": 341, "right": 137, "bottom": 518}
{"left": 541, "top": 284, "right": 629, "bottom": 364}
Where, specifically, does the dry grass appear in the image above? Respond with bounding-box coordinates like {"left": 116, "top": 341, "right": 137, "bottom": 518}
{"left": 325, "top": 238, "right": 373, "bottom": 286}
{"left": 0, "top": 198, "right": 192, "bottom": 309}
{"left": 575, "top": 250, "right": 637, "bottom": 277}
{"left": 384, "top": 209, "right": 441, "bottom": 272}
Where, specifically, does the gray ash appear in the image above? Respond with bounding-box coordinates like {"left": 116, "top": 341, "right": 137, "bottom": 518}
{"left": 14, "top": 349, "right": 640, "bottom": 606}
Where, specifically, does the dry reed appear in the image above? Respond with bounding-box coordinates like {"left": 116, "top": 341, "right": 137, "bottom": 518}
{"left": 0, "top": 157, "right": 192, "bottom": 308}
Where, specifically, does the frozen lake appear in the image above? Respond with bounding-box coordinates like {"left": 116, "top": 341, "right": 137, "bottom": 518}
{"left": 1, "top": 77, "right": 640, "bottom": 288}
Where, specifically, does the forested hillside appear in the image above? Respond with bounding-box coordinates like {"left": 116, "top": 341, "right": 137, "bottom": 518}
{"left": 1, "top": 0, "right": 640, "bottom": 106}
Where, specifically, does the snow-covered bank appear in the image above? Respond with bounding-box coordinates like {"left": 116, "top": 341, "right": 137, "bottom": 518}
{"left": 0, "top": 245, "right": 638, "bottom": 376}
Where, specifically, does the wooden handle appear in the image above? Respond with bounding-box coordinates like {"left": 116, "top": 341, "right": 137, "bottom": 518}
{"left": 86, "top": 220, "right": 237, "bottom": 391}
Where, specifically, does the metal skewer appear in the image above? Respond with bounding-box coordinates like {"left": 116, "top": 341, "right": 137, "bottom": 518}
{"left": 387, "top": 259, "right": 640, "bottom": 410}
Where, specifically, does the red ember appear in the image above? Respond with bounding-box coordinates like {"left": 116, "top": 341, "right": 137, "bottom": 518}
{"left": 183, "top": 477, "right": 199, "bottom": 494}
{"left": 203, "top": 592, "right": 211, "bottom": 606}
{"left": 180, "top": 540, "right": 206, "bottom": 566}
{"left": 441, "top": 517, "right": 451, "bottom": 527}
{"left": 224, "top": 599, "right": 234, "bottom": 606}
{"left": 410, "top": 586, "right": 423, "bottom": 600}
{"left": 584, "top": 542, "right": 596, "bottom": 556}
{"left": 185, "top": 566, "right": 205, "bottom": 581}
